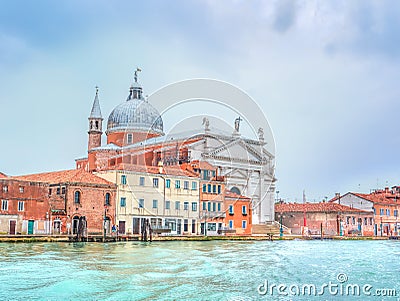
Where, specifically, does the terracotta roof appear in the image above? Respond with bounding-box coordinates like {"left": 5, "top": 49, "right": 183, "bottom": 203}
{"left": 275, "top": 202, "right": 369, "bottom": 213}
{"left": 188, "top": 160, "right": 216, "bottom": 171}
{"left": 108, "top": 163, "right": 200, "bottom": 178}
{"left": 330, "top": 191, "right": 400, "bottom": 205}
{"left": 0, "top": 172, "right": 7, "bottom": 179}
{"left": 225, "top": 190, "right": 250, "bottom": 200}
{"left": 13, "top": 169, "right": 114, "bottom": 186}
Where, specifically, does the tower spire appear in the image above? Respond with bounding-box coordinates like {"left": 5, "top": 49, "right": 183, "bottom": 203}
{"left": 90, "top": 86, "right": 102, "bottom": 118}
{"left": 88, "top": 86, "right": 103, "bottom": 151}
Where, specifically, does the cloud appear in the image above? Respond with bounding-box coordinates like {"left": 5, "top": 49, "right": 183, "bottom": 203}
{"left": 272, "top": 0, "right": 297, "bottom": 33}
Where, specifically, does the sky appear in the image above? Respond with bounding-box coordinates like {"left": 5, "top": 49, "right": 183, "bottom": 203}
{"left": 1, "top": 0, "right": 400, "bottom": 202}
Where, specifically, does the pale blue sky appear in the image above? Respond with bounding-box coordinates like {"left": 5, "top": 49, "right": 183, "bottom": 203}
{"left": 1, "top": 0, "right": 400, "bottom": 202}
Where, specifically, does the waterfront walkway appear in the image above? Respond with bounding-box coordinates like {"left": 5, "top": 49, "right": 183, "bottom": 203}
{"left": 0, "top": 234, "right": 393, "bottom": 242}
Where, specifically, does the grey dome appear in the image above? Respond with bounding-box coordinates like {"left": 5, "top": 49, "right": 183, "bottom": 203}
{"left": 107, "top": 86, "right": 163, "bottom": 134}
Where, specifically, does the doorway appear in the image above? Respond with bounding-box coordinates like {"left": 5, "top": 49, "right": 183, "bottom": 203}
{"left": 27, "top": 220, "right": 34, "bottom": 235}
{"left": 72, "top": 217, "right": 80, "bottom": 234}
{"left": 118, "top": 221, "right": 126, "bottom": 234}
{"left": 10, "top": 220, "right": 17, "bottom": 235}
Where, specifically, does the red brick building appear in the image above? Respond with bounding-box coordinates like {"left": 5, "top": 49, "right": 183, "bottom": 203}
{"left": 0, "top": 177, "right": 49, "bottom": 234}
{"left": 13, "top": 169, "right": 116, "bottom": 235}
{"left": 275, "top": 202, "right": 374, "bottom": 236}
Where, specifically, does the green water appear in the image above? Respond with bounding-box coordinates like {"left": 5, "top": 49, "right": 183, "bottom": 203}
{"left": 0, "top": 240, "right": 399, "bottom": 300}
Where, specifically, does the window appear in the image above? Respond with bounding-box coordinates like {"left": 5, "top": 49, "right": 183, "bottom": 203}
{"left": 166, "top": 201, "right": 171, "bottom": 210}
{"left": 1, "top": 200, "right": 8, "bottom": 211}
{"left": 184, "top": 219, "right": 188, "bottom": 232}
{"left": 19, "top": 186, "right": 24, "bottom": 193}
{"left": 120, "top": 197, "right": 126, "bottom": 207}
{"left": 394, "top": 210, "right": 398, "bottom": 217}
{"left": 175, "top": 180, "right": 181, "bottom": 189}
{"left": 139, "top": 199, "right": 144, "bottom": 208}
{"left": 127, "top": 133, "right": 133, "bottom": 144}
{"left": 166, "top": 179, "right": 171, "bottom": 188}
{"left": 346, "top": 216, "right": 350, "bottom": 224}
{"left": 202, "top": 202, "right": 206, "bottom": 211}
{"left": 192, "top": 202, "right": 198, "bottom": 211}
{"left": 217, "top": 185, "right": 221, "bottom": 194}
{"left": 386, "top": 209, "right": 390, "bottom": 216}
{"left": 57, "top": 187, "right": 60, "bottom": 195}
{"left": 152, "top": 199, "right": 158, "bottom": 209}
{"left": 229, "top": 220, "right": 233, "bottom": 229}
{"left": 364, "top": 217, "right": 368, "bottom": 226}
{"left": 217, "top": 203, "right": 221, "bottom": 211}
{"left": 242, "top": 205, "right": 247, "bottom": 215}
{"left": 2, "top": 186, "right": 8, "bottom": 192}
{"left": 352, "top": 217, "right": 355, "bottom": 225}
{"left": 212, "top": 185, "right": 216, "bottom": 193}
{"left": 18, "top": 201, "right": 24, "bottom": 211}
{"left": 373, "top": 208, "right": 376, "bottom": 215}
{"left": 74, "top": 191, "right": 81, "bottom": 204}
{"left": 207, "top": 184, "right": 211, "bottom": 193}
{"left": 192, "top": 182, "right": 197, "bottom": 190}
{"left": 229, "top": 205, "right": 234, "bottom": 215}
{"left": 153, "top": 178, "right": 159, "bottom": 188}
{"left": 184, "top": 181, "right": 189, "bottom": 190}
{"left": 207, "top": 202, "right": 211, "bottom": 212}
{"left": 369, "top": 217, "right": 373, "bottom": 225}
{"left": 184, "top": 202, "right": 189, "bottom": 210}
{"left": 105, "top": 193, "right": 111, "bottom": 206}
{"left": 242, "top": 220, "right": 247, "bottom": 229}
{"left": 49, "top": 188, "right": 52, "bottom": 195}
{"left": 212, "top": 202, "right": 216, "bottom": 212}
{"left": 203, "top": 170, "right": 209, "bottom": 180}
{"left": 380, "top": 209, "right": 384, "bottom": 215}
{"left": 175, "top": 201, "right": 180, "bottom": 210}
{"left": 121, "top": 175, "right": 127, "bottom": 185}
{"left": 202, "top": 184, "right": 206, "bottom": 192}
{"left": 207, "top": 223, "right": 216, "bottom": 231}
{"left": 139, "top": 177, "right": 145, "bottom": 186}
{"left": 61, "top": 187, "right": 66, "bottom": 194}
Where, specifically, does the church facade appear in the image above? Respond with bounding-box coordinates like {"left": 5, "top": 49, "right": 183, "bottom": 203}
{"left": 76, "top": 70, "right": 276, "bottom": 230}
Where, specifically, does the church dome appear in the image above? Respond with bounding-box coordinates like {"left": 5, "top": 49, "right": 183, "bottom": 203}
{"left": 106, "top": 82, "right": 163, "bottom": 135}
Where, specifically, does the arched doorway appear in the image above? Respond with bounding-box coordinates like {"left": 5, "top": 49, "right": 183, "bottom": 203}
{"left": 104, "top": 217, "right": 111, "bottom": 234}
{"left": 72, "top": 216, "right": 80, "bottom": 234}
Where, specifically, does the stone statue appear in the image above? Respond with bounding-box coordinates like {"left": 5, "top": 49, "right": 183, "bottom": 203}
{"left": 134, "top": 67, "right": 142, "bottom": 83}
{"left": 234, "top": 117, "right": 242, "bottom": 132}
{"left": 202, "top": 117, "right": 210, "bottom": 131}
{"left": 258, "top": 127, "right": 264, "bottom": 140}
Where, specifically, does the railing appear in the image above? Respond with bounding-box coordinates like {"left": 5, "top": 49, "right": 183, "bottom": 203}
{"left": 200, "top": 211, "right": 226, "bottom": 218}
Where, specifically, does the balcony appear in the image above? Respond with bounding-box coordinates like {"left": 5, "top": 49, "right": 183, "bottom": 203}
{"left": 201, "top": 211, "right": 226, "bottom": 219}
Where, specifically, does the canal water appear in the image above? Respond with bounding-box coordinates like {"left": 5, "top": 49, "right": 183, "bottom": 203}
{"left": 0, "top": 240, "right": 399, "bottom": 300}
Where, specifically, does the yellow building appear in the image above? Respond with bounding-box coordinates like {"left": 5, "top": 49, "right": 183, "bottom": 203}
{"left": 96, "top": 165, "right": 200, "bottom": 235}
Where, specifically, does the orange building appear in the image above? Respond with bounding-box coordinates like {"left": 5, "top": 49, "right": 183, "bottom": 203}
{"left": 13, "top": 169, "right": 116, "bottom": 235}
{"left": 224, "top": 190, "right": 252, "bottom": 235}
{"left": 185, "top": 161, "right": 226, "bottom": 235}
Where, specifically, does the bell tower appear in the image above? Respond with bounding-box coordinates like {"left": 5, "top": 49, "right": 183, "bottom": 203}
{"left": 88, "top": 86, "right": 103, "bottom": 151}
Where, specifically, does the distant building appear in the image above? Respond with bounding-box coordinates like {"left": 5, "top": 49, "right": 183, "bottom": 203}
{"left": 275, "top": 202, "right": 374, "bottom": 236}
{"left": 330, "top": 187, "right": 400, "bottom": 236}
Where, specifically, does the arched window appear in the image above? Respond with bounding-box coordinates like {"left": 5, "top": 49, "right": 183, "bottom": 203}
{"left": 230, "top": 186, "right": 241, "bottom": 195}
{"left": 74, "top": 191, "right": 81, "bottom": 204}
{"left": 105, "top": 193, "right": 111, "bottom": 206}
{"left": 95, "top": 120, "right": 99, "bottom": 129}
